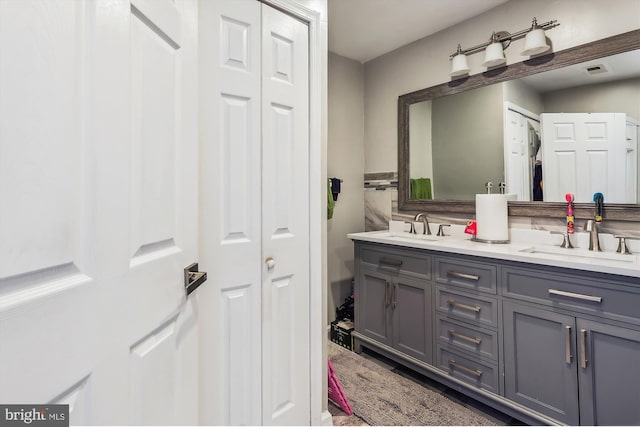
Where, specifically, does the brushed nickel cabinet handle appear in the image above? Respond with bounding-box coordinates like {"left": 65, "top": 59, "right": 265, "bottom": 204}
{"left": 447, "top": 299, "right": 481, "bottom": 313}
{"left": 380, "top": 257, "right": 403, "bottom": 267}
{"left": 448, "top": 329, "right": 482, "bottom": 345}
{"left": 448, "top": 359, "right": 483, "bottom": 377}
{"left": 580, "top": 328, "right": 588, "bottom": 369}
{"left": 447, "top": 271, "right": 480, "bottom": 281}
{"left": 565, "top": 325, "right": 572, "bottom": 364}
{"left": 385, "top": 281, "right": 390, "bottom": 307}
{"left": 392, "top": 283, "right": 397, "bottom": 309}
{"left": 549, "top": 289, "right": 602, "bottom": 303}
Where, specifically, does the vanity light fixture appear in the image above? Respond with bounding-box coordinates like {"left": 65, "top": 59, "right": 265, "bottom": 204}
{"left": 450, "top": 17, "right": 558, "bottom": 77}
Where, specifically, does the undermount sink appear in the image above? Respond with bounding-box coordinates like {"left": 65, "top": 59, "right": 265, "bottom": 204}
{"left": 519, "top": 245, "right": 640, "bottom": 264}
{"left": 379, "top": 232, "right": 442, "bottom": 242}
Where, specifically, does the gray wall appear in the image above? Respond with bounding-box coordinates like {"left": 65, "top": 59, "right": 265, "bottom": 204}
{"left": 328, "top": 52, "right": 365, "bottom": 323}
{"left": 505, "top": 79, "right": 544, "bottom": 115}
{"left": 543, "top": 77, "right": 640, "bottom": 117}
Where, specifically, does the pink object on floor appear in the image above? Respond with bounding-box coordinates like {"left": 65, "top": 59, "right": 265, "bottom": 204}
{"left": 328, "top": 358, "right": 353, "bottom": 415}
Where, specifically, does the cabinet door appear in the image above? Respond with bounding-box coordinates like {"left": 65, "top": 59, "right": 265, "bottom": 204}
{"left": 503, "top": 302, "right": 579, "bottom": 425}
{"left": 578, "top": 319, "right": 640, "bottom": 426}
{"left": 357, "top": 267, "right": 392, "bottom": 346}
{"left": 392, "top": 276, "right": 433, "bottom": 363}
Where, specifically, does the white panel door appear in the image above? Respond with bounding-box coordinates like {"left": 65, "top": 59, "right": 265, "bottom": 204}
{"left": 197, "top": 0, "right": 262, "bottom": 425}
{"left": 261, "top": 4, "right": 310, "bottom": 425}
{"left": 505, "top": 109, "right": 530, "bottom": 201}
{"left": 198, "top": 2, "right": 311, "bottom": 425}
{"left": 0, "top": 1, "right": 199, "bottom": 425}
{"left": 625, "top": 120, "right": 638, "bottom": 204}
{"left": 541, "top": 113, "right": 627, "bottom": 203}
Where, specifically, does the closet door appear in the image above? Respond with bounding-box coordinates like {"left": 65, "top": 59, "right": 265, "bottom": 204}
{"left": 198, "top": 1, "right": 262, "bottom": 425}
{"left": 198, "top": 1, "right": 311, "bottom": 425}
{"left": 261, "top": 4, "right": 310, "bottom": 425}
{"left": 0, "top": 0, "right": 199, "bottom": 424}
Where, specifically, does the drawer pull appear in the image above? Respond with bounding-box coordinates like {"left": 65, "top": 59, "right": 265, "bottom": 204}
{"left": 548, "top": 289, "right": 603, "bottom": 303}
{"left": 380, "top": 257, "right": 403, "bottom": 267}
{"left": 447, "top": 299, "right": 481, "bottom": 313}
{"left": 448, "top": 359, "right": 483, "bottom": 377}
{"left": 447, "top": 271, "right": 480, "bottom": 281}
{"left": 448, "top": 329, "right": 481, "bottom": 345}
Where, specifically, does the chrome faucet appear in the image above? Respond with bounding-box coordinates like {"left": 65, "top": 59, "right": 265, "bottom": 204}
{"left": 413, "top": 213, "right": 431, "bottom": 235}
{"left": 583, "top": 220, "right": 602, "bottom": 252}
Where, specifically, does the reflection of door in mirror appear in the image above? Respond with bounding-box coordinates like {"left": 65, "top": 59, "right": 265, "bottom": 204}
{"left": 541, "top": 113, "right": 638, "bottom": 203}
{"left": 504, "top": 103, "right": 541, "bottom": 202}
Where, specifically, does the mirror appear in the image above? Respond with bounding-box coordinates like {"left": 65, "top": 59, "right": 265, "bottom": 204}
{"left": 398, "top": 30, "right": 640, "bottom": 221}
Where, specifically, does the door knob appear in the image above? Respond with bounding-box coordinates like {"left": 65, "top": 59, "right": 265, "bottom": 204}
{"left": 265, "top": 257, "right": 276, "bottom": 270}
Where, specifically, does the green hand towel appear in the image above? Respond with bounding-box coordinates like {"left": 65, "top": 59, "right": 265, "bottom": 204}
{"left": 328, "top": 179, "right": 335, "bottom": 219}
{"left": 410, "top": 178, "right": 432, "bottom": 200}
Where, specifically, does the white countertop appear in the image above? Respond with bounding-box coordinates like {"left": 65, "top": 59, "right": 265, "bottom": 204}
{"left": 348, "top": 227, "right": 640, "bottom": 279}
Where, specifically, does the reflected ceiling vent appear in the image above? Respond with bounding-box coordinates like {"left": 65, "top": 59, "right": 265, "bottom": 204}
{"left": 583, "top": 63, "right": 611, "bottom": 75}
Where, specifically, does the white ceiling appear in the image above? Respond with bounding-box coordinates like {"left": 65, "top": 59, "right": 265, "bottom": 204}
{"left": 328, "top": 0, "right": 510, "bottom": 63}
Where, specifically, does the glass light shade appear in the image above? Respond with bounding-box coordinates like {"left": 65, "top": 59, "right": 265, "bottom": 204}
{"left": 450, "top": 53, "right": 470, "bottom": 77}
{"left": 522, "top": 28, "right": 550, "bottom": 56}
{"left": 483, "top": 42, "right": 506, "bottom": 67}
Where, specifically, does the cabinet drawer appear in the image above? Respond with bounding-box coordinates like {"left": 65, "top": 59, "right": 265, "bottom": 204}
{"left": 436, "top": 315, "right": 498, "bottom": 361}
{"left": 360, "top": 244, "right": 431, "bottom": 279}
{"left": 436, "top": 288, "right": 498, "bottom": 328}
{"left": 503, "top": 267, "right": 640, "bottom": 325}
{"left": 436, "top": 346, "right": 499, "bottom": 394}
{"left": 434, "top": 256, "right": 496, "bottom": 294}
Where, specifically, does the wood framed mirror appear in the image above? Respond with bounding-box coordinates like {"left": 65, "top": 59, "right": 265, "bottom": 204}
{"left": 398, "top": 29, "right": 640, "bottom": 221}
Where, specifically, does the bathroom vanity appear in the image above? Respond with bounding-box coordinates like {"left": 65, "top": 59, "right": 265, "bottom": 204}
{"left": 349, "top": 230, "right": 640, "bottom": 426}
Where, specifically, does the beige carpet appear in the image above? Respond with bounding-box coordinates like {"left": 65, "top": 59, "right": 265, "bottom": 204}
{"left": 328, "top": 342, "right": 498, "bottom": 426}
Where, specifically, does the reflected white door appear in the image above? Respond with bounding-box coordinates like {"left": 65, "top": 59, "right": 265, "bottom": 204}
{"left": 261, "top": 4, "right": 310, "bottom": 425}
{"left": 625, "top": 120, "right": 638, "bottom": 204}
{"left": 505, "top": 109, "right": 531, "bottom": 200}
{"left": 0, "top": 0, "right": 199, "bottom": 424}
{"left": 542, "top": 113, "right": 628, "bottom": 203}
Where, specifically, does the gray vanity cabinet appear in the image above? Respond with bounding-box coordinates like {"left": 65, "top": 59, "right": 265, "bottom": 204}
{"left": 354, "top": 243, "right": 433, "bottom": 363}
{"left": 503, "top": 266, "right": 640, "bottom": 426}
{"left": 352, "top": 238, "right": 640, "bottom": 425}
